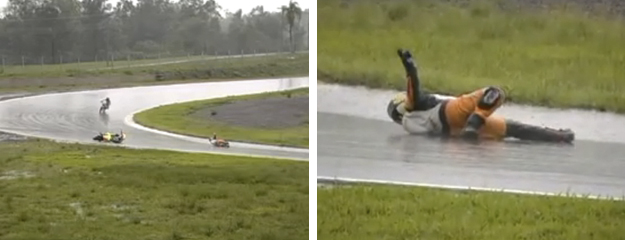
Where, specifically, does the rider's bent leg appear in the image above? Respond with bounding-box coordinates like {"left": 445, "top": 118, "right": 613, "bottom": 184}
{"left": 478, "top": 114, "right": 508, "bottom": 140}
{"left": 461, "top": 86, "right": 505, "bottom": 138}
{"left": 442, "top": 86, "right": 505, "bottom": 137}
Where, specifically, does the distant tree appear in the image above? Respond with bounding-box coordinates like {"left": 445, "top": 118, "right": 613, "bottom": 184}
{"left": 280, "top": 0, "right": 302, "bottom": 53}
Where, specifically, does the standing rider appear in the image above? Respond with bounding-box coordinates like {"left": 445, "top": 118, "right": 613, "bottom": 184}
{"left": 101, "top": 97, "right": 111, "bottom": 109}
{"left": 387, "top": 49, "right": 574, "bottom": 142}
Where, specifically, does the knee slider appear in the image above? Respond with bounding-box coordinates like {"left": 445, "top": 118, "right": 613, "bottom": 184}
{"left": 477, "top": 86, "right": 505, "bottom": 110}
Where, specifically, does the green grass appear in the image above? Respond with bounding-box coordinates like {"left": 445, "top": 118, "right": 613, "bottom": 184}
{"left": 0, "top": 138, "right": 308, "bottom": 240}
{"left": 318, "top": 183, "right": 625, "bottom": 240}
{"left": 136, "top": 53, "right": 309, "bottom": 81}
{"left": 133, "top": 88, "right": 309, "bottom": 148}
{"left": 1, "top": 54, "right": 207, "bottom": 76}
{"left": 0, "top": 53, "right": 309, "bottom": 93}
{"left": 0, "top": 52, "right": 306, "bottom": 78}
{"left": 318, "top": 0, "right": 625, "bottom": 112}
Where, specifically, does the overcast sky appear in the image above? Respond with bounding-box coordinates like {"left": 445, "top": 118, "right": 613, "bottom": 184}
{"left": 0, "top": 0, "right": 310, "bottom": 15}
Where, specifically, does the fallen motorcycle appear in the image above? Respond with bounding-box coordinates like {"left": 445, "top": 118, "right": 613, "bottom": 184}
{"left": 93, "top": 132, "right": 126, "bottom": 144}
{"left": 208, "top": 137, "right": 230, "bottom": 148}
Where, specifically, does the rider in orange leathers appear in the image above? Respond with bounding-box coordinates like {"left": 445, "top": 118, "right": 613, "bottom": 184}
{"left": 387, "top": 49, "right": 574, "bottom": 143}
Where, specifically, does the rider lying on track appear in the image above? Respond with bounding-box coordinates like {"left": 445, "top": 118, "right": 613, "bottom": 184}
{"left": 387, "top": 49, "right": 574, "bottom": 143}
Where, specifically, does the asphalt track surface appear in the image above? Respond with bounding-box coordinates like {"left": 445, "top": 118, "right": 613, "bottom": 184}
{"left": 318, "top": 83, "right": 625, "bottom": 198}
{"left": 0, "top": 77, "right": 309, "bottom": 161}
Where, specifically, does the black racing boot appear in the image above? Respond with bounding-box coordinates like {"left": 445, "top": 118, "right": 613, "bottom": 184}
{"left": 460, "top": 113, "right": 485, "bottom": 141}
{"left": 505, "top": 120, "right": 574, "bottom": 143}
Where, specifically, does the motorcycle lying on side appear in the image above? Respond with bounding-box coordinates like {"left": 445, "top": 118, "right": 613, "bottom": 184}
{"left": 93, "top": 131, "right": 126, "bottom": 144}
{"left": 208, "top": 137, "right": 230, "bottom": 148}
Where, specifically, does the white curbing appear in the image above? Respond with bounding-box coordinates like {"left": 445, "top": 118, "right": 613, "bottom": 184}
{"left": 317, "top": 176, "right": 624, "bottom": 201}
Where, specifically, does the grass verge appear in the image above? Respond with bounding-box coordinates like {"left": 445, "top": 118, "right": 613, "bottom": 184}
{"left": 318, "top": 0, "right": 625, "bottom": 112}
{"left": 317, "top": 183, "right": 625, "bottom": 240}
{"left": 0, "top": 138, "right": 308, "bottom": 240}
{"left": 0, "top": 53, "right": 308, "bottom": 93}
{"left": 133, "top": 88, "right": 309, "bottom": 148}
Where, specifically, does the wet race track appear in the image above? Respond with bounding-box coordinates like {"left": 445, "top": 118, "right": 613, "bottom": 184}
{"left": 0, "top": 78, "right": 309, "bottom": 161}
{"left": 318, "top": 84, "right": 625, "bottom": 198}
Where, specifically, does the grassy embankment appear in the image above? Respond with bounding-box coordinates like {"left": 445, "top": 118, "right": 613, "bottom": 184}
{"left": 318, "top": 183, "right": 625, "bottom": 240}
{"left": 318, "top": 0, "right": 625, "bottom": 112}
{"left": 0, "top": 52, "right": 308, "bottom": 93}
{"left": 0, "top": 138, "right": 308, "bottom": 240}
{"left": 134, "top": 88, "right": 309, "bottom": 148}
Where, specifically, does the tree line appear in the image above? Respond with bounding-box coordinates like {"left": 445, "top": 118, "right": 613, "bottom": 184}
{"left": 0, "top": 0, "right": 308, "bottom": 65}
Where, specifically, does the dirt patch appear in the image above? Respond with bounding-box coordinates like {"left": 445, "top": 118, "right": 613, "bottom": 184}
{"left": 192, "top": 95, "right": 309, "bottom": 129}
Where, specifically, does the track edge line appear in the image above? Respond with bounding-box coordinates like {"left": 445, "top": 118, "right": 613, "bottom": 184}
{"left": 317, "top": 176, "right": 623, "bottom": 201}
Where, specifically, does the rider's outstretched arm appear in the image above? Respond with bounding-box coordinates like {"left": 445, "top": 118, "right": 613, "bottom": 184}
{"left": 397, "top": 49, "right": 424, "bottom": 111}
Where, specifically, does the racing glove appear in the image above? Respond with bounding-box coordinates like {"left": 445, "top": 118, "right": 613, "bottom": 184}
{"left": 396, "top": 49, "right": 418, "bottom": 82}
